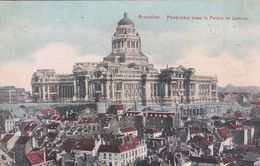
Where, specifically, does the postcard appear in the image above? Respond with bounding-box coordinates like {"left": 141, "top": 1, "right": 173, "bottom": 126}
{"left": 0, "top": 1, "right": 259, "bottom": 166}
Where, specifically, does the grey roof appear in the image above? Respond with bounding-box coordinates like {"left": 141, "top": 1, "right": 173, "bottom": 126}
{"left": 118, "top": 12, "right": 134, "bottom": 26}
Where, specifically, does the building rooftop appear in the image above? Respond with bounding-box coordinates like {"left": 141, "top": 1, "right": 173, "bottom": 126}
{"left": 62, "top": 138, "right": 96, "bottom": 151}
{"left": 120, "top": 127, "right": 136, "bottom": 133}
{"left": 16, "top": 136, "right": 30, "bottom": 144}
{"left": 118, "top": 12, "right": 134, "bottom": 26}
{"left": 25, "top": 150, "right": 44, "bottom": 165}
{"left": 99, "top": 136, "right": 140, "bottom": 153}
{"left": 0, "top": 134, "right": 14, "bottom": 143}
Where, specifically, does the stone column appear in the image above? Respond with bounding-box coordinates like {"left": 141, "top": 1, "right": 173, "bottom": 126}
{"left": 168, "top": 83, "right": 172, "bottom": 98}
{"left": 77, "top": 85, "right": 80, "bottom": 99}
{"left": 73, "top": 78, "right": 77, "bottom": 101}
{"left": 100, "top": 82, "right": 104, "bottom": 99}
{"left": 143, "top": 114, "right": 147, "bottom": 128}
{"left": 209, "top": 83, "right": 212, "bottom": 102}
{"left": 91, "top": 82, "right": 94, "bottom": 100}
{"left": 65, "top": 87, "right": 68, "bottom": 99}
{"left": 38, "top": 86, "right": 41, "bottom": 101}
{"left": 47, "top": 85, "right": 50, "bottom": 101}
{"left": 165, "top": 83, "right": 168, "bottom": 97}
{"left": 111, "top": 81, "right": 114, "bottom": 99}
{"left": 121, "top": 83, "right": 125, "bottom": 101}
{"left": 89, "top": 83, "right": 93, "bottom": 98}
{"left": 85, "top": 79, "right": 88, "bottom": 101}
{"left": 145, "top": 81, "right": 151, "bottom": 105}
{"left": 62, "top": 87, "right": 65, "bottom": 99}
{"left": 42, "top": 85, "right": 46, "bottom": 101}
{"left": 56, "top": 85, "right": 59, "bottom": 99}
{"left": 106, "top": 81, "right": 110, "bottom": 99}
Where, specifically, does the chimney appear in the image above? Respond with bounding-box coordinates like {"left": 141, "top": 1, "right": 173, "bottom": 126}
{"left": 121, "top": 137, "right": 124, "bottom": 145}
{"left": 186, "top": 127, "right": 191, "bottom": 141}
{"left": 32, "top": 137, "right": 37, "bottom": 148}
{"left": 43, "top": 150, "right": 47, "bottom": 161}
{"left": 100, "top": 137, "right": 104, "bottom": 145}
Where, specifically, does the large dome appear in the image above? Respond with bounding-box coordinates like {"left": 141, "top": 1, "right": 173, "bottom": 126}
{"left": 118, "top": 12, "right": 134, "bottom": 26}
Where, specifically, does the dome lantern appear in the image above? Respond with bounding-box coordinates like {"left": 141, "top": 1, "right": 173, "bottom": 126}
{"left": 118, "top": 12, "right": 134, "bottom": 26}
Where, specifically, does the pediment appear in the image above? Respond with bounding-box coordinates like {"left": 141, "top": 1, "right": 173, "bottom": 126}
{"left": 177, "top": 65, "right": 186, "bottom": 71}
{"left": 73, "top": 66, "right": 87, "bottom": 73}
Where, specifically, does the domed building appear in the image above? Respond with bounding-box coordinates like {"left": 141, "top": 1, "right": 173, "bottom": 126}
{"left": 31, "top": 13, "right": 218, "bottom": 105}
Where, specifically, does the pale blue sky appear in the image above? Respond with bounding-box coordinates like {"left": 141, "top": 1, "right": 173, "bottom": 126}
{"left": 0, "top": 1, "right": 260, "bottom": 89}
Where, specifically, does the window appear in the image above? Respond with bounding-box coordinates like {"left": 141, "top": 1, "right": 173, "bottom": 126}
{"left": 104, "top": 153, "right": 107, "bottom": 159}
{"left": 114, "top": 154, "right": 118, "bottom": 160}
{"left": 131, "top": 41, "right": 135, "bottom": 48}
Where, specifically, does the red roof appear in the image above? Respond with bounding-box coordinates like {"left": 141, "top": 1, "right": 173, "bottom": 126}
{"left": 218, "top": 128, "right": 231, "bottom": 139}
{"left": 78, "top": 117, "right": 94, "bottom": 124}
{"left": 191, "top": 135, "right": 212, "bottom": 147}
{"left": 234, "top": 111, "right": 243, "bottom": 118}
{"left": 46, "top": 123, "right": 59, "bottom": 129}
{"left": 227, "top": 120, "right": 243, "bottom": 130}
{"left": 16, "top": 136, "right": 30, "bottom": 144}
{"left": 25, "top": 150, "right": 44, "bottom": 165}
{"left": 120, "top": 127, "right": 136, "bottom": 133}
{"left": 99, "top": 136, "right": 139, "bottom": 153}
{"left": 24, "top": 121, "right": 37, "bottom": 132}
{"left": 62, "top": 138, "right": 96, "bottom": 151}
{"left": 251, "top": 101, "right": 260, "bottom": 106}
{"left": 39, "top": 109, "right": 59, "bottom": 116}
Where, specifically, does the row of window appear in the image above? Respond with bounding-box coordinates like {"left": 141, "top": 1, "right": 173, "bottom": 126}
{"left": 102, "top": 146, "right": 146, "bottom": 160}
{"left": 112, "top": 41, "right": 139, "bottom": 49}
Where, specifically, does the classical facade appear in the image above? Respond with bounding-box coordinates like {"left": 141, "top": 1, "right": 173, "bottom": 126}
{"left": 31, "top": 13, "right": 217, "bottom": 106}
